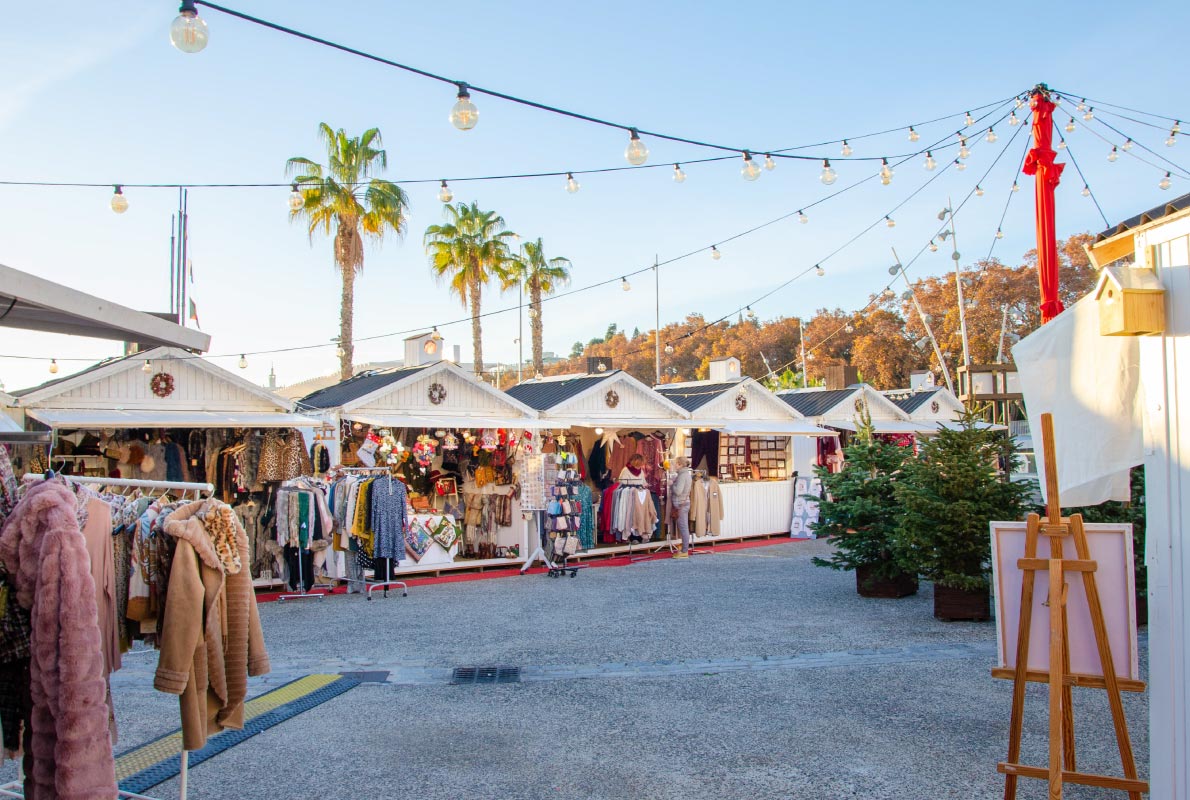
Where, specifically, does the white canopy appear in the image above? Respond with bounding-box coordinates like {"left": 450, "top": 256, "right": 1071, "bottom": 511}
{"left": 27, "top": 409, "right": 321, "bottom": 429}
{"left": 344, "top": 412, "right": 553, "bottom": 429}
{"left": 541, "top": 418, "right": 688, "bottom": 430}
{"left": 702, "top": 419, "right": 833, "bottom": 437}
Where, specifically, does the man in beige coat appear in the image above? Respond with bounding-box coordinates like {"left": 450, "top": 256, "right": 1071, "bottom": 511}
{"left": 154, "top": 499, "right": 270, "bottom": 751}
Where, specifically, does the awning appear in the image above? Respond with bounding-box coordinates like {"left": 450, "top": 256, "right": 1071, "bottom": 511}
{"left": 345, "top": 412, "right": 551, "bottom": 429}
{"left": 27, "top": 409, "right": 321, "bottom": 429}
{"left": 0, "top": 414, "right": 21, "bottom": 433}
{"left": 702, "top": 419, "right": 833, "bottom": 437}
{"left": 539, "top": 418, "right": 688, "bottom": 430}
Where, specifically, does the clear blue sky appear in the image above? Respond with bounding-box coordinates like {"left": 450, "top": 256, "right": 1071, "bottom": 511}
{"left": 2, "top": 0, "right": 1188, "bottom": 391}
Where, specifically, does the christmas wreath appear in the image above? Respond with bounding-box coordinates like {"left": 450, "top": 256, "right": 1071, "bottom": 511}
{"left": 428, "top": 382, "right": 447, "bottom": 405}
{"left": 605, "top": 389, "right": 620, "bottom": 408}
{"left": 735, "top": 393, "right": 748, "bottom": 411}
{"left": 150, "top": 372, "right": 175, "bottom": 398}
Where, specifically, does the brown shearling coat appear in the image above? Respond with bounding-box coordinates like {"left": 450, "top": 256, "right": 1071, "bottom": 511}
{"left": 154, "top": 499, "right": 269, "bottom": 751}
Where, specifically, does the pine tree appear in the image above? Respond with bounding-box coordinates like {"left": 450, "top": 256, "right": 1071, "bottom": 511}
{"left": 893, "top": 409, "right": 1033, "bottom": 591}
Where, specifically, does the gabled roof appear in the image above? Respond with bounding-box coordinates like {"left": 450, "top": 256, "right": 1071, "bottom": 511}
{"left": 10, "top": 352, "right": 139, "bottom": 398}
{"left": 889, "top": 388, "right": 946, "bottom": 414}
{"left": 1096, "top": 192, "right": 1190, "bottom": 241}
{"left": 297, "top": 365, "right": 431, "bottom": 410}
{"left": 504, "top": 373, "right": 614, "bottom": 411}
{"left": 654, "top": 381, "right": 744, "bottom": 411}
{"left": 774, "top": 388, "right": 859, "bottom": 418}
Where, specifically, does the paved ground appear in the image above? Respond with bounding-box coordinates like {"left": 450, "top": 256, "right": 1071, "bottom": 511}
{"left": 1, "top": 539, "right": 1150, "bottom": 799}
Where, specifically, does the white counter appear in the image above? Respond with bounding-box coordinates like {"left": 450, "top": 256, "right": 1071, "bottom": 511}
{"left": 717, "top": 479, "right": 795, "bottom": 538}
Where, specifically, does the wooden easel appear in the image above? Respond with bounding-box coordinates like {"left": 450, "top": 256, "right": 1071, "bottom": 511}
{"left": 994, "top": 413, "right": 1148, "bottom": 798}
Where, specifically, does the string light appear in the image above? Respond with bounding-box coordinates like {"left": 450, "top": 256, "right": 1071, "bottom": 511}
{"left": 928, "top": 240, "right": 938, "bottom": 252}
{"left": 975, "top": 184, "right": 984, "bottom": 196}
{"left": 288, "top": 184, "right": 303, "bottom": 212}
{"left": 664, "top": 343, "right": 674, "bottom": 354}
{"left": 672, "top": 164, "right": 686, "bottom": 183}
{"left": 964, "top": 111, "right": 975, "bottom": 126}
{"left": 424, "top": 327, "right": 443, "bottom": 353}
{"left": 1008, "top": 111, "right": 1020, "bottom": 127}
{"left": 1160, "top": 172, "right": 1172, "bottom": 190}
{"left": 1108, "top": 146, "right": 1118, "bottom": 162}
{"left": 142, "top": 359, "right": 153, "bottom": 374}
{"left": 996, "top": 228, "right": 1004, "bottom": 240}
{"left": 955, "top": 158, "right": 967, "bottom": 172}
{"left": 986, "top": 127, "right": 998, "bottom": 143}
{"left": 1081, "top": 184, "right": 1091, "bottom": 197}
{"left": 1064, "top": 119, "right": 1075, "bottom": 133}
{"left": 711, "top": 245, "right": 721, "bottom": 261}
{"left": 1077, "top": 98, "right": 1087, "bottom": 112}
{"left": 1123, "top": 138, "right": 1133, "bottom": 151}
{"left": 763, "top": 153, "right": 776, "bottom": 171}
{"left": 527, "top": 306, "right": 538, "bottom": 319}
{"left": 238, "top": 354, "right": 248, "bottom": 369}
{"left": 907, "top": 126, "right": 920, "bottom": 142}
{"left": 844, "top": 323, "right": 854, "bottom": 333}
{"left": 959, "top": 138, "right": 970, "bottom": 159}
{"left": 1011, "top": 181, "right": 1020, "bottom": 193}
{"left": 745, "top": 306, "right": 757, "bottom": 321}
{"left": 924, "top": 151, "right": 936, "bottom": 170}
{"left": 819, "top": 159, "right": 837, "bottom": 185}
{"left": 1083, "top": 107, "right": 1094, "bottom": 121}
{"left": 1015, "top": 97, "right": 1025, "bottom": 109}
{"left": 815, "top": 265, "right": 825, "bottom": 277}
{"left": 438, "top": 180, "right": 453, "bottom": 203}
{"left": 450, "top": 83, "right": 478, "bottom": 130}
{"left": 841, "top": 140, "right": 853, "bottom": 157}
{"left": 885, "top": 215, "right": 896, "bottom": 228}
{"left": 1057, "top": 137, "right": 1067, "bottom": 150}
{"left": 797, "top": 210, "right": 808, "bottom": 224}
{"left": 741, "top": 152, "right": 761, "bottom": 181}
{"left": 110, "top": 185, "right": 129, "bottom": 214}
{"left": 49, "top": 359, "right": 58, "bottom": 374}
{"left": 625, "top": 129, "right": 649, "bottom": 165}
{"left": 169, "top": 0, "right": 209, "bottom": 53}
{"left": 879, "top": 158, "right": 893, "bottom": 185}
{"left": 621, "top": 276, "right": 631, "bottom": 291}
{"left": 565, "top": 172, "right": 580, "bottom": 193}
{"left": 1175, "top": 121, "right": 1183, "bottom": 135}
{"left": 1167, "top": 130, "right": 1178, "bottom": 147}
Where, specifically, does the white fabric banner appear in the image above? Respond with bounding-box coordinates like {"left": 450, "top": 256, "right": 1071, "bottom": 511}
{"left": 1012, "top": 293, "right": 1143, "bottom": 506}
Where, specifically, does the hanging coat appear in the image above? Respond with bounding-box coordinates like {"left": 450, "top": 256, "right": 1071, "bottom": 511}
{"left": 690, "top": 477, "right": 724, "bottom": 536}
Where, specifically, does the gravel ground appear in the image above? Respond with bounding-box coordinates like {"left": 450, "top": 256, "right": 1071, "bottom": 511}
{"left": 0, "top": 538, "right": 1151, "bottom": 799}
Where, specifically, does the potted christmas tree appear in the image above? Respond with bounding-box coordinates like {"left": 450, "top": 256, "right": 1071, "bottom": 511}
{"left": 893, "top": 409, "right": 1032, "bottom": 620}
{"left": 812, "top": 409, "right": 918, "bottom": 598}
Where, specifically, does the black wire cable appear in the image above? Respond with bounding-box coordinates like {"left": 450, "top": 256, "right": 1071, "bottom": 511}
{"left": 1060, "top": 107, "right": 1188, "bottom": 178}
{"left": 1049, "top": 89, "right": 1185, "bottom": 125}
{"left": 1074, "top": 113, "right": 1190, "bottom": 180}
{"left": 1058, "top": 135, "right": 1111, "bottom": 228}
{"left": 985, "top": 133, "right": 1033, "bottom": 264}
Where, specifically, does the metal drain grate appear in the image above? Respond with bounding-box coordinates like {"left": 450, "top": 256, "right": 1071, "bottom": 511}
{"left": 451, "top": 665, "right": 521, "bottom": 685}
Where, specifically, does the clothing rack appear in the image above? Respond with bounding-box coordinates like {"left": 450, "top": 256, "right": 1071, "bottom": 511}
{"left": 274, "top": 485, "right": 328, "bottom": 603}
{"left": 338, "top": 467, "right": 409, "bottom": 600}
{"left": 7, "top": 474, "right": 212, "bottom": 800}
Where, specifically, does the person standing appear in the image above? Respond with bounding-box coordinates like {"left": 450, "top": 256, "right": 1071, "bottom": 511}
{"left": 670, "top": 456, "right": 693, "bottom": 558}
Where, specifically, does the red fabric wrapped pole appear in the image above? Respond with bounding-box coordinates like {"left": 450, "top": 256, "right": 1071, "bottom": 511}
{"left": 1022, "top": 89, "right": 1066, "bottom": 322}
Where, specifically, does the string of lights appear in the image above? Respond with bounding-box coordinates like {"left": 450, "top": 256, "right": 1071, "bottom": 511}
{"left": 1050, "top": 94, "right": 1188, "bottom": 183}
{"left": 1048, "top": 89, "right": 1185, "bottom": 126}
{"left": 985, "top": 133, "right": 1033, "bottom": 263}
{"left": 1054, "top": 106, "right": 1189, "bottom": 180}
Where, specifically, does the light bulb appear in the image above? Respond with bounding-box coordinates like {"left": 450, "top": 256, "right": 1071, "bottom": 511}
{"left": 841, "top": 140, "right": 852, "bottom": 157}
{"left": 1011, "top": 181, "right": 1020, "bottom": 193}
{"left": 908, "top": 126, "right": 920, "bottom": 142}
{"left": 1160, "top": 172, "right": 1172, "bottom": 190}
{"left": 879, "top": 158, "right": 893, "bottom": 185}
{"left": 975, "top": 184, "right": 985, "bottom": 197}
{"left": 711, "top": 245, "right": 721, "bottom": 261}
{"left": 965, "top": 111, "right": 975, "bottom": 127}
{"left": 797, "top": 210, "right": 808, "bottom": 224}
{"left": 1081, "top": 107, "right": 1093, "bottom": 121}
{"left": 928, "top": 240, "right": 938, "bottom": 252}
{"left": 819, "top": 159, "right": 837, "bottom": 185}
{"left": 815, "top": 265, "right": 825, "bottom": 277}
{"left": 924, "top": 151, "right": 936, "bottom": 170}
{"left": 1065, "top": 120, "right": 1075, "bottom": 133}
{"left": 565, "top": 173, "right": 580, "bottom": 194}
{"left": 527, "top": 306, "right": 538, "bottom": 319}
{"left": 1108, "top": 146, "right": 1118, "bottom": 162}
{"left": 1081, "top": 185, "right": 1091, "bottom": 197}
{"left": 1008, "top": 111, "right": 1019, "bottom": 127}
{"left": 238, "top": 354, "right": 248, "bottom": 369}
{"left": 625, "top": 129, "right": 649, "bottom": 165}
{"left": 672, "top": 164, "right": 686, "bottom": 183}
{"left": 450, "top": 84, "right": 478, "bottom": 130}
{"left": 1167, "top": 132, "right": 1177, "bottom": 147}
{"left": 996, "top": 228, "right": 1004, "bottom": 240}
{"left": 955, "top": 159, "right": 967, "bottom": 171}
{"left": 1123, "top": 138, "right": 1133, "bottom": 151}
{"left": 621, "top": 277, "right": 631, "bottom": 291}
{"left": 1015, "top": 97, "right": 1025, "bottom": 109}
{"left": 49, "top": 359, "right": 58, "bottom": 374}
{"left": 986, "top": 127, "right": 998, "bottom": 143}
{"left": 288, "top": 183, "right": 303, "bottom": 212}
{"left": 1175, "top": 121, "right": 1183, "bottom": 135}
{"left": 1077, "top": 98, "right": 1087, "bottom": 112}
{"left": 885, "top": 215, "right": 896, "bottom": 228}
{"left": 746, "top": 307, "right": 757, "bottom": 321}
{"left": 741, "top": 152, "right": 761, "bottom": 181}
{"left": 142, "top": 359, "right": 153, "bottom": 374}
{"left": 169, "top": 0, "right": 209, "bottom": 53}
{"left": 438, "top": 180, "right": 453, "bottom": 203}
{"left": 959, "top": 139, "right": 970, "bottom": 159}
{"left": 664, "top": 344, "right": 674, "bottom": 354}
{"left": 110, "top": 185, "right": 129, "bottom": 214}
{"left": 844, "top": 323, "right": 854, "bottom": 333}
{"left": 763, "top": 153, "right": 776, "bottom": 171}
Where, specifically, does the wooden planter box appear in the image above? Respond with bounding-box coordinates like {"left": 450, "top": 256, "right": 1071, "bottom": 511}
{"left": 855, "top": 564, "right": 918, "bottom": 598}
{"left": 933, "top": 584, "right": 990, "bottom": 621}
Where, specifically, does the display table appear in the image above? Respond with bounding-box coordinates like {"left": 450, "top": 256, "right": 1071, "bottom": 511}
{"left": 718, "top": 479, "right": 796, "bottom": 538}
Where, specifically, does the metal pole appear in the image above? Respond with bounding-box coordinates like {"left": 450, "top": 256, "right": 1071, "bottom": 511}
{"left": 996, "top": 303, "right": 1010, "bottom": 364}
{"left": 169, "top": 214, "right": 176, "bottom": 320}
{"left": 946, "top": 197, "right": 972, "bottom": 368}
{"left": 891, "top": 248, "right": 955, "bottom": 395}
{"left": 517, "top": 279, "right": 523, "bottom": 384}
{"left": 654, "top": 255, "right": 661, "bottom": 385}
{"left": 799, "top": 317, "right": 809, "bottom": 387}
{"left": 180, "top": 189, "right": 190, "bottom": 327}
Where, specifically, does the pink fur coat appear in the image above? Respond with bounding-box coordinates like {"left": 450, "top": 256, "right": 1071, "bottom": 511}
{"left": 0, "top": 480, "right": 117, "bottom": 800}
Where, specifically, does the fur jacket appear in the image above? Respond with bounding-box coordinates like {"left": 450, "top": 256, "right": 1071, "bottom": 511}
{"left": 154, "top": 499, "right": 269, "bottom": 751}
{"left": 0, "top": 480, "right": 117, "bottom": 800}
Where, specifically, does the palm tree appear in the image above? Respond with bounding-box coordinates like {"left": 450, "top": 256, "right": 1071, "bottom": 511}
{"left": 286, "top": 124, "right": 409, "bottom": 381}
{"left": 510, "top": 238, "right": 572, "bottom": 375}
{"left": 424, "top": 202, "right": 518, "bottom": 377}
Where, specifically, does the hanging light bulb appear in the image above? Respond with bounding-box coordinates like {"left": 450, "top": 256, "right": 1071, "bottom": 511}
{"left": 797, "top": 210, "right": 808, "bottom": 224}
{"left": 1081, "top": 184, "right": 1091, "bottom": 197}
{"left": 1175, "top": 121, "right": 1183, "bottom": 135}
{"left": 819, "top": 159, "right": 837, "bottom": 185}
{"left": 1064, "top": 119, "right": 1075, "bottom": 133}
{"left": 565, "top": 172, "right": 580, "bottom": 194}
{"left": 142, "top": 359, "right": 153, "bottom": 374}
{"left": 1167, "top": 130, "right": 1177, "bottom": 147}
{"left": 964, "top": 111, "right": 975, "bottom": 126}
{"left": 746, "top": 307, "right": 757, "bottom": 321}
{"left": 844, "top": 323, "right": 854, "bottom": 333}
{"left": 741, "top": 152, "right": 761, "bottom": 181}
{"left": 885, "top": 215, "right": 896, "bottom": 228}
{"left": 996, "top": 228, "right": 1004, "bottom": 240}
{"left": 664, "top": 343, "right": 674, "bottom": 354}
{"left": 1077, "top": 98, "right": 1087, "bottom": 112}
{"left": 672, "top": 163, "right": 686, "bottom": 183}
{"left": 1008, "top": 111, "right": 1020, "bottom": 127}
{"left": 879, "top": 158, "right": 893, "bottom": 185}
{"left": 621, "top": 276, "right": 631, "bottom": 291}
{"left": 924, "top": 151, "right": 936, "bottom": 170}
{"left": 763, "top": 153, "right": 776, "bottom": 171}
{"left": 1011, "top": 181, "right": 1020, "bottom": 193}
{"left": 238, "top": 354, "right": 248, "bottom": 370}
{"left": 1083, "top": 107, "right": 1094, "bottom": 121}
{"left": 110, "top": 185, "right": 129, "bottom": 214}
{"left": 711, "top": 245, "right": 721, "bottom": 261}
{"left": 450, "top": 83, "right": 478, "bottom": 130}
{"left": 1015, "top": 97, "right": 1025, "bottom": 109}
{"left": 624, "top": 129, "right": 649, "bottom": 165}
{"left": 928, "top": 240, "right": 938, "bottom": 252}
{"left": 815, "top": 264, "right": 825, "bottom": 277}
{"left": 1123, "top": 138, "right": 1133, "bottom": 151}
{"left": 1108, "top": 146, "right": 1118, "bottom": 162}
{"left": 169, "top": 0, "right": 209, "bottom": 53}
{"left": 49, "top": 359, "right": 59, "bottom": 374}
{"left": 1160, "top": 172, "right": 1172, "bottom": 190}
{"left": 527, "top": 306, "right": 538, "bottom": 319}
{"left": 1057, "top": 137, "right": 1066, "bottom": 150}
{"left": 841, "top": 140, "right": 852, "bottom": 157}
{"left": 959, "top": 138, "right": 970, "bottom": 159}
{"left": 955, "top": 159, "right": 967, "bottom": 172}
{"left": 287, "top": 183, "right": 303, "bottom": 212}
{"left": 438, "top": 180, "right": 453, "bottom": 203}
{"left": 986, "top": 127, "right": 998, "bottom": 144}
{"left": 424, "top": 327, "right": 443, "bottom": 354}
{"left": 908, "top": 126, "right": 920, "bottom": 142}
{"left": 975, "top": 184, "right": 985, "bottom": 197}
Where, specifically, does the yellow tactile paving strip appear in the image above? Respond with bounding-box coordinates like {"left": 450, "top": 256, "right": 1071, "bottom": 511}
{"left": 115, "top": 674, "right": 341, "bottom": 780}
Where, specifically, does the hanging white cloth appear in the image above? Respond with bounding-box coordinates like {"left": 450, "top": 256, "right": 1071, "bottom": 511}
{"left": 1012, "top": 293, "right": 1143, "bottom": 506}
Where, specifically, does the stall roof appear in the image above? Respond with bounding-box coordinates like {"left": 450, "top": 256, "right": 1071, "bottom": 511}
{"left": 774, "top": 388, "right": 860, "bottom": 417}
{"left": 0, "top": 263, "right": 210, "bottom": 352}
{"left": 26, "top": 409, "right": 320, "bottom": 429}
{"left": 504, "top": 373, "right": 613, "bottom": 410}
{"left": 296, "top": 365, "right": 431, "bottom": 410}
{"left": 654, "top": 381, "right": 744, "bottom": 411}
